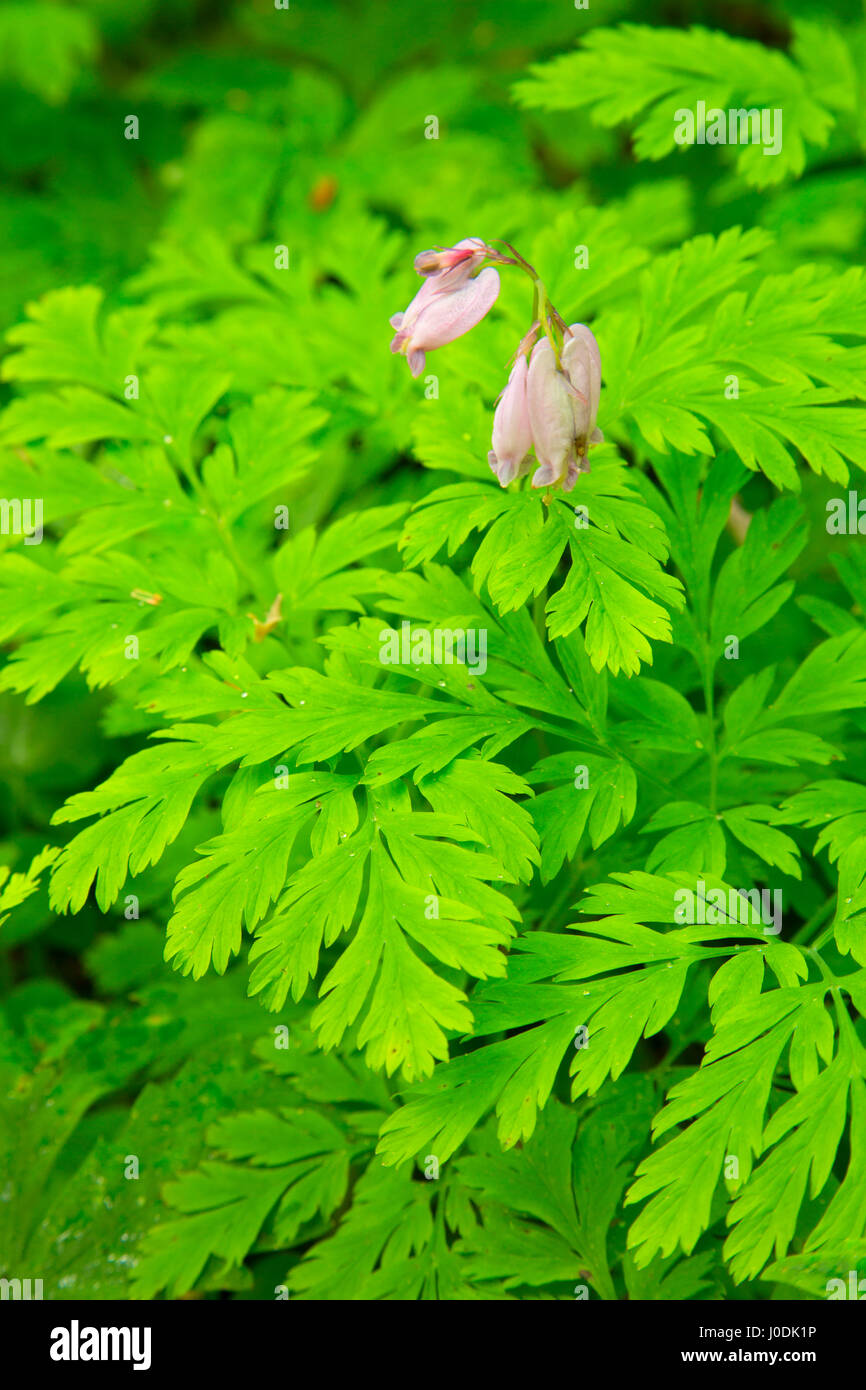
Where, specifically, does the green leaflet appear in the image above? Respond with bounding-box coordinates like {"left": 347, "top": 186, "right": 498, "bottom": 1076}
{"left": 514, "top": 23, "right": 858, "bottom": 190}
{"left": 131, "top": 1109, "right": 352, "bottom": 1299}
{"left": 401, "top": 460, "right": 684, "bottom": 676}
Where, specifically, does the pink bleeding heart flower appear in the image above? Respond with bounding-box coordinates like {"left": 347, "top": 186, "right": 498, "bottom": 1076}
{"left": 390, "top": 268, "right": 499, "bottom": 377}
{"left": 488, "top": 354, "right": 533, "bottom": 487}
{"left": 526, "top": 324, "right": 603, "bottom": 492}
{"left": 562, "top": 323, "right": 603, "bottom": 454}
{"left": 526, "top": 338, "right": 577, "bottom": 490}
{"left": 390, "top": 237, "right": 500, "bottom": 377}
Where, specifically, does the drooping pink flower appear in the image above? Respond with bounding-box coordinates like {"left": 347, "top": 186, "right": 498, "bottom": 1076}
{"left": 562, "top": 323, "right": 603, "bottom": 454}
{"left": 390, "top": 266, "right": 500, "bottom": 377}
{"left": 526, "top": 324, "right": 603, "bottom": 492}
{"left": 390, "top": 238, "right": 499, "bottom": 377}
{"left": 488, "top": 355, "right": 533, "bottom": 486}
{"left": 526, "top": 339, "right": 576, "bottom": 489}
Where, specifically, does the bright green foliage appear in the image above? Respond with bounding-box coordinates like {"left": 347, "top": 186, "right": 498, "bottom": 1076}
{"left": 0, "top": 4, "right": 98, "bottom": 103}
{"left": 514, "top": 22, "right": 860, "bottom": 189}
{"left": 1, "top": 0, "right": 865, "bottom": 1304}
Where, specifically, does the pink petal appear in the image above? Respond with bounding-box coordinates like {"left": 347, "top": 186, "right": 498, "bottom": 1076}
{"left": 489, "top": 355, "right": 533, "bottom": 486}
{"left": 526, "top": 338, "right": 575, "bottom": 486}
{"left": 411, "top": 267, "right": 500, "bottom": 350}
{"left": 563, "top": 324, "right": 601, "bottom": 440}
{"left": 395, "top": 277, "right": 439, "bottom": 333}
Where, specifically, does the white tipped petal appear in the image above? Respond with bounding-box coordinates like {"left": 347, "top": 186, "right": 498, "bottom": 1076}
{"left": 526, "top": 339, "right": 575, "bottom": 486}
{"left": 489, "top": 355, "right": 533, "bottom": 486}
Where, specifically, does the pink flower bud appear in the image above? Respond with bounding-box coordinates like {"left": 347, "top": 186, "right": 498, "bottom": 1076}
{"left": 488, "top": 355, "right": 533, "bottom": 486}
{"left": 390, "top": 266, "right": 500, "bottom": 377}
{"left": 526, "top": 324, "right": 603, "bottom": 492}
{"left": 526, "top": 338, "right": 579, "bottom": 490}
{"left": 562, "top": 323, "right": 603, "bottom": 455}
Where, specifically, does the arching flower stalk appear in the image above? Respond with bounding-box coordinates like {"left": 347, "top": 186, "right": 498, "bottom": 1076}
{"left": 389, "top": 237, "right": 603, "bottom": 496}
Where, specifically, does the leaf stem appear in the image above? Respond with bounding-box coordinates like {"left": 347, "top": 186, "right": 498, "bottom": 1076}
{"left": 790, "top": 895, "right": 835, "bottom": 946}
{"left": 701, "top": 659, "right": 718, "bottom": 814}
{"left": 164, "top": 439, "right": 265, "bottom": 606}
